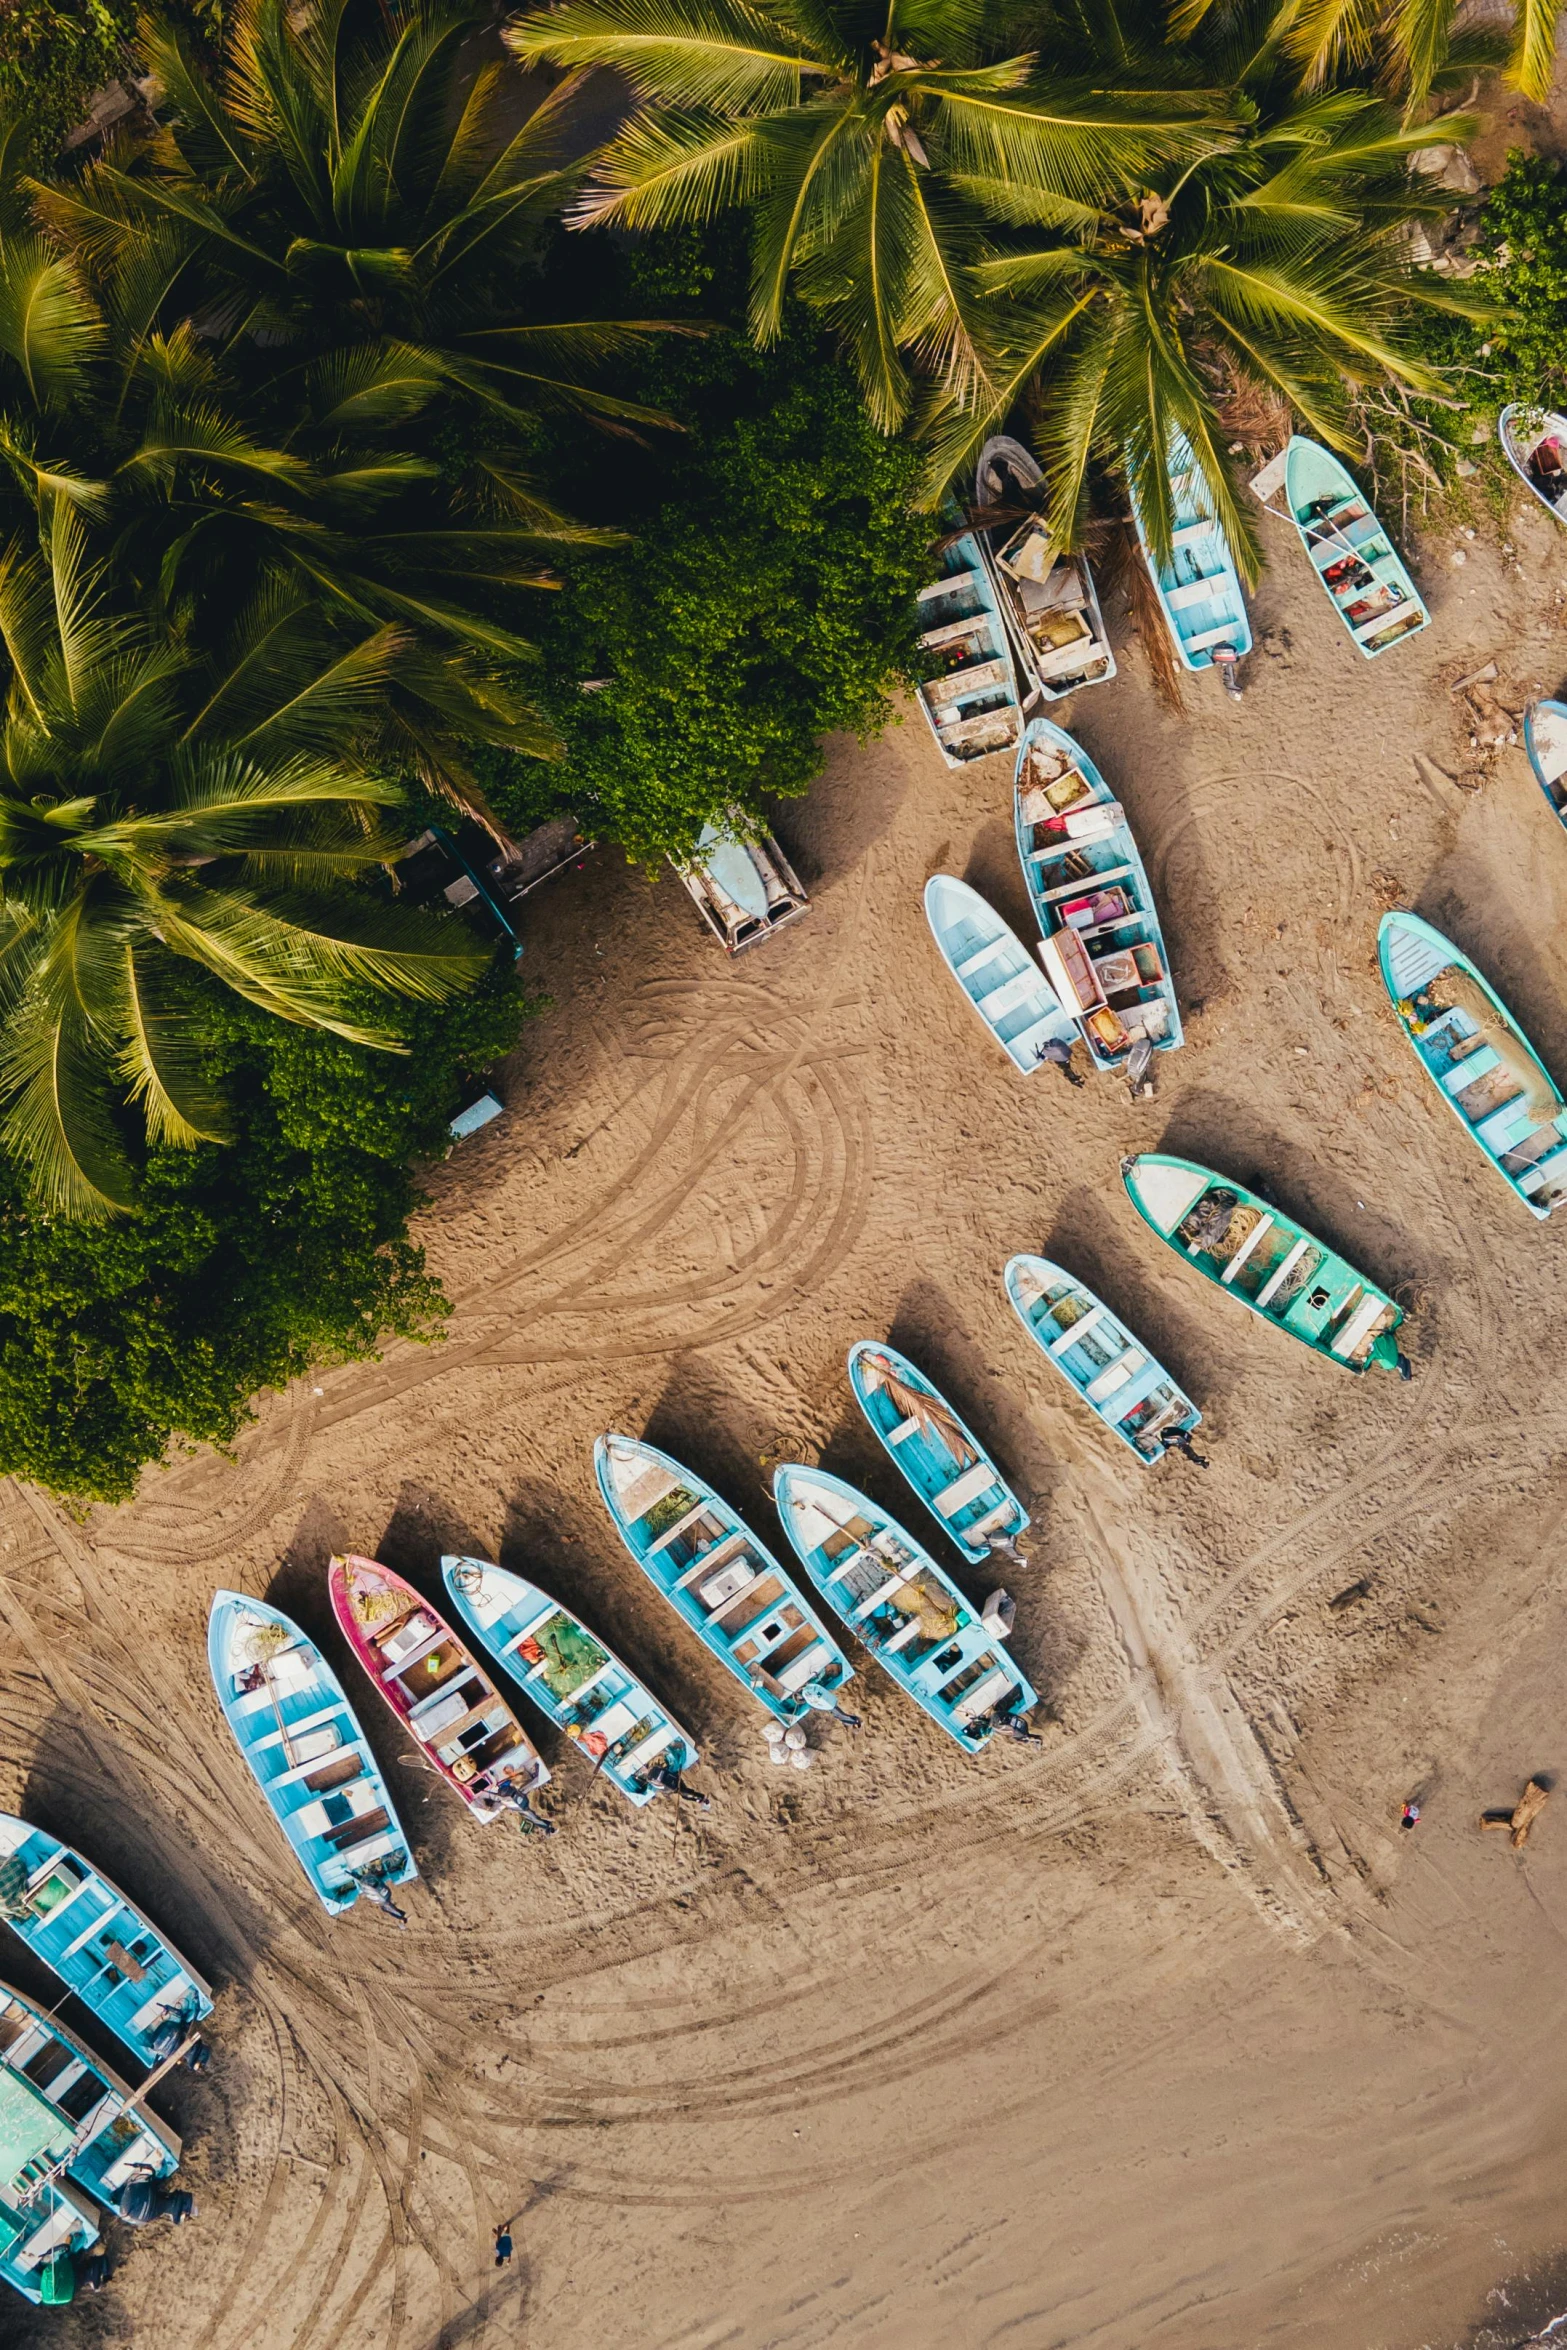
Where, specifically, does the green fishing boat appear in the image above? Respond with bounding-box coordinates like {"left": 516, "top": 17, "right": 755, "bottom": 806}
{"left": 1121, "top": 1154, "right": 1411, "bottom": 1378}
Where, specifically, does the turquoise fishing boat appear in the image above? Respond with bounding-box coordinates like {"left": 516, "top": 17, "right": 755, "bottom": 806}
{"left": 772, "top": 1465, "right": 1037, "bottom": 1751}
{"left": 924, "top": 874, "right": 1078, "bottom": 1076}
{"left": 0, "top": 1819, "right": 212, "bottom": 2069}
{"left": 0, "top": 1979, "right": 184, "bottom": 2216}
{"left": 973, "top": 435, "right": 1116, "bottom": 700}
{"left": 1004, "top": 1256, "right": 1203, "bottom": 1465}
{"left": 1128, "top": 427, "right": 1251, "bottom": 679}
{"left": 1014, "top": 715, "right": 1182, "bottom": 1071}
{"left": 1379, "top": 910, "right": 1567, "bottom": 1217}
{"left": 442, "top": 1556, "right": 700, "bottom": 1808}
{"left": 914, "top": 517, "right": 1024, "bottom": 766}
{"left": 1525, "top": 699, "right": 1567, "bottom": 828}
{"left": 1122, "top": 1155, "right": 1410, "bottom": 1376}
{"left": 208, "top": 1592, "right": 419, "bottom": 1919}
{"left": 846, "top": 1340, "right": 1027, "bottom": 1564}
{"left": 0, "top": 2150, "right": 99, "bottom": 2306}
{"left": 1281, "top": 436, "right": 1427, "bottom": 657}
{"left": 594, "top": 1435, "right": 857, "bottom": 1727}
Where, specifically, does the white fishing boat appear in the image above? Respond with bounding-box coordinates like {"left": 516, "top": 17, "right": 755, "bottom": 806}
{"left": 973, "top": 436, "right": 1115, "bottom": 702}
{"left": 923, "top": 874, "right": 1078, "bottom": 1075}
{"left": 1500, "top": 404, "right": 1567, "bottom": 522}
{"left": 675, "top": 817, "right": 807, "bottom": 954}
{"left": 915, "top": 513, "right": 1025, "bottom": 765}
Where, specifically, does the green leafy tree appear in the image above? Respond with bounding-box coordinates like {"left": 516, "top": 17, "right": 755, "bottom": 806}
{"left": 0, "top": 962, "right": 527, "bottom": 1504}
{"left": 0, "top": 501, "right": 486, "bottom": 1218}
{"left": 506, "top": 0, "right": 1210, "bottom": 432}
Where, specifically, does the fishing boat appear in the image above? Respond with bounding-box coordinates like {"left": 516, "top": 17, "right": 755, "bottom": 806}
{"left": 1525, "top": 699, "right": 1567, "bottom": 826}
{"left": 1128, "top": 427, "right": 1251, "bottom": 678}
{"left": 1003, "top": 1256, "right": 1203, "bottom": 1466}
{"left": 442, "top": 1556, "right": 700, "bottom": 1808}
{"left": 923, "top": 874, "right": 1078, "bottom": 1075}
{"left": 1122, "top": 1155, "right": 1409, "bottom": 1375}
{"left": 594, "top": 1434, "right": 856, "bottom": 1726}
{"left": 329, "top": 1556, "right": 550, "bottom": 1825}
{"left": 772, "top": 1465, "right": 1036, "bottom": 1750}
{"left": 0, "top": 1818, "right": 212, "bottom": 2070}
{"left": 1379, "top": 910, "right": 1567, "bottom": 1217}
{"left": 675, "top": 816, "right": 808, "bottom": 955}
{"left": 0, "top": 1977, "right": 185, "bottom": 2214}
{"left": 1013, "top": 715, "right": 1182, "bottom": 1071}
{"left": 846, "top": 1340, "right": 1028, "bottom": 1563}
{"left": 1280, "top": 436, "right": 1428, "bottom": 657}
{"left": 1500, "top": 403, "right": 1567, "bottom": 522}
{"left": 208, "top": 1591, "right": 419, "bottom": 1914}
{"left": 973, "top": 435, "right": 1116, "bottom": 701}
{"left": 914, "top": 513, "right": 1024, "bottom": 765}
{"left": 0, "top": 2158, "right": 99, "bottom": 2306}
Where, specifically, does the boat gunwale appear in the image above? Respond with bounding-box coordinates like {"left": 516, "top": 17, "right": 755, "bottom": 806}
{"left": 1524, "top": 697, "right": 1567, "bottom": 828}
{"left": 845, "top": 1338, "right": 1028, "bottom": 1562}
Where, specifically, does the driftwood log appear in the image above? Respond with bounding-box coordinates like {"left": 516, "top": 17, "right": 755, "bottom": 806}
{"left": 1480, "top": 1777, "right": 1551, "bottom": 1848}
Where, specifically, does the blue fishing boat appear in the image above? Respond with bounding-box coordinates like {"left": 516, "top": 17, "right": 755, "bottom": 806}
{"left": 0, "top": 2158, "right": 99, "bottom": 2306}
{"left": 594, "top": 1435, "right": 857, "bottom": 1727}
{"left": 0, "top": 1819, "right": 211, "bottom": 2070}
{"left": 442, "top": 1556, "right": 700, "bottom": 1808}
{"left": 1122, "top": 1155, "right": 1410, "bottom": 1376}
{"left": 915, "top": 514, "right": 1024, "bottom": 766}
{"left": 1013, "top": 715, "right": 1182, "bottom": 1071}
{"left": 924, "top": 874, "right": 1078, "bottom": 1076}
{"left": 0, "top": 1979, "right": 185, "bottom": 2228}
{"left": 1525, "top": 699, "right": 1567, "bottom": 828}
{"left": 973, "top": 435, "right": 1116, "bottom": 700}
{"left": 846, "top": 1340, "right": 1027, "bottom": 1564}
{"left": 1379, "top": 911, "right": 1567, "bottom": 1217}
{"left": 1004, "top": 1255, "right": 1204, "bottom": 1466}
{"left": 1500, "top": 403, "right": 1567, "bottom": 522}
{"left": 1281, "top": 437, "right": 1427, "bottom": 657}
{"left": 1128, "top": 427, "right": 1251, "bottom": 678}
{"left": 772, "top": 1465, "right": 1037, "bottom": 1750}
{"left": 208, "top": 1592, "right": 418, "bottom": 1919}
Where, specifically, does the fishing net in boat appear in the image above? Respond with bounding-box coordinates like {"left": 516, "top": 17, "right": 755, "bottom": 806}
{"left": 350, "top": 1583, "right": 407, "bottom": 1629}
{"left": 0, "top": 1855, "right": 28, "bottom": 1919}
{"left": 888, "top": 1574, "right": 961, "bottom": 1643}
{"left": 237, "top": 1619, "right": 294, "bottom": 1667}
{"left": 1421, "top": 970, "right": 1560, "bottom": 1122}
{"left": 537, "top": 1617, "right": 605, "bottom": 1699}
{"left": 859, "top": 1354, "right": 976, "bottom": 1470}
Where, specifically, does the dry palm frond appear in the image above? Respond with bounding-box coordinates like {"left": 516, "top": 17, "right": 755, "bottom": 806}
{"left": 858, "top": 1350, "right": 977, "bottom": 1469}
{"left": 1206, "top": 352, "right": 1293, "bottom": 464}
{"left": 1104, "top": 518, "right": 1186, "bottom": 716}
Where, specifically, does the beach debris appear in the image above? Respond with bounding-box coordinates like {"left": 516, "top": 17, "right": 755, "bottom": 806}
{"left": 1413, "top": 751, "right": 1467, "bottom": 810}
{"left": 1481, "top": 1777, "right": 1550, "bottom": 1847}
{"left": 1450, "top": 660, "right": 1498, "bottom": 694}
{"left": 1329, "top": 1578, "right": 1372, "bottom": 1612}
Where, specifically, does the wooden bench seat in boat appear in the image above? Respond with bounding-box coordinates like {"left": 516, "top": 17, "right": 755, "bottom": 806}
{"left": 252, "top": 1700, "right": 349, "bottom": 1751}
{"left": 931, "top": 1463, "right": 998, "bottom": 1517}
{"left": 925, "top": 658, "right": 1011, "bottom": 700}
{"left": 1331, "top": 1291, "right": 1389, "bottom": 1360}
{"left": 1183, "top": 620, "right": 1245, "bottom": 653}
{"left": 1169, "top": 520, "right": 1212, "bottom": 550}
{"left": 323, "top": 1826, "right": 403, "bottom": 1880}
{"left": 1085, "top": 1349, "right": 1143, "bottom": 1402}
{"left": 1103, "top": 1358, "right": 1170, "bottom": 1420}
{"left": 947, "top": 1666, "right": 1013, "bottom": 1728}
{"left": 955, "top": 936, "right": 1008, "bottom": 983}
{"left": 773, "top": 1640, "right": 834, "bottom": 1692}
{"left": 976, "top": 968, "right": 1043, "bottom": 1021}
{"left": 1476, "top": 1097, "right": 1534, "bottom": 1151}
{"left": 1220, "top": 1212, "right": 1272, "bottom": 1283}
{"left": 1048, "top": 1304, "right": 1105, "bottom": 1355}
{"left": 1254, "top": 1236, "right": 1312, "bottom": 1311}
{"left": 1518, "top": 1138, "right": 1567, "bottom": 1190}
{"left": 1442, "top": 1045, "right": 1500, "bottom": 1093}
{"left": 918, "top": 569, "right": 982, "bottom": 602}
{"left": 885, "top": 1413, "right": 920, "bottom": 1444}
{"left": 1164, "top": 576, "right": 1224, "bottom": 612}
{"left": 1034, "top": 861, "right": 1136, "bottom": 898}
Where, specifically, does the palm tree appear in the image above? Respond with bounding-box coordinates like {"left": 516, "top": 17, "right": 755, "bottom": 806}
{"left": 924, "top": 12, "right": 1479, "bottom": 576}
{"left": 0, "top": 503, "right": 488, "bottom": 1220}
{"left": 1190, "top": 0, "right": 1560, "bottom": 113}
{"left": 28, "top": 0, "right": 673, "bottom": 799}
{"left": 505, "top": 0, "right": 1215, "bottom": 431}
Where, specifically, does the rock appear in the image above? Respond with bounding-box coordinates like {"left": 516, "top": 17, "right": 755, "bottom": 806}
{"left": 1408, "top": 143, "right": 1483, "bottom": 194}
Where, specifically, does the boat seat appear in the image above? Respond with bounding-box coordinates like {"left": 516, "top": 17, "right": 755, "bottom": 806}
{"left": 918, "top": 568, "right": 981, "bottom": 602}
{"left": 1164, "top": 576, "right": 1221, "bottom": 612}
{"left": 1519, "top": 1140, "right": 1567, "bottom": 1192}
{"left": 1220, "top": 1212, "right": 1272, "bottom": 1283}
{"left": 885, "top": 1414, "right": 921, "bottom": 1445}
{"left": 620, "top": 1723, "right": 677, "bottom": 1774}
{"left": 589, "top": 1699, "right": 637, "bottom": 1747}
{"left": 1183, "top": 621, "right": 1244, "bottom": 653}
{"left": 1254, "top": 1235, "right": 1311, "bottom": 1311}
{"left": 1440, "top": 1045, "right": 1500, "bottom": 1094}
{"left": 955, "top": 935, "right": 1008, "bottom": 982}
{"left": 1086, "top": 1349, "right": 1144, "bottom": 1403}
{"left": 1169, "top": 521, "right": 1211, "bottom": 550}
{"left": 931, "top": 1462, "right": 997, "bottom": 1518}
{"left": 977, "top": 969, "right": 1042, "bottom": 1021}
{"left": 1476, "top": 1096, "right": 1533, "bottom": 1151}
{"left": 1105, "top": 1358, "right": 1170, "bottom": 1421}
{"left": 323, "top": 1827, "right": 404, "bottom": 1880}
{"left": 774, "top": 1640, "right": 833, "bottom": 1692}
{"left": 948, "top": 1667, "right": 1014, "bottom": 1728}
{"left": 1331, "top": 1291, "right": 1390, "bottom": 1359}
{"left": 882, "top": 1618, "right": 923, "bottom": 1655}
{"left": 1049, "top": 1304, "right": 1105, "bottom": 1356}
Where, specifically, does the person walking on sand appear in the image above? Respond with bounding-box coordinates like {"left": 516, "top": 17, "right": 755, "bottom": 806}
{"left": 1401, "top": 1800, "right": 1420, "bottom": 1830}
{"left": 494, "top": 2223, "right": 514, "bottom": 2269}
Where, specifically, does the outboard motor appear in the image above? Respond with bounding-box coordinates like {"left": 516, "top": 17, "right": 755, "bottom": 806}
{"left": 118, "top": 2179, "right": 196, "bottom": 2227}
{"left": 1212, "top": 645, "right": 1244, "bottom": 699}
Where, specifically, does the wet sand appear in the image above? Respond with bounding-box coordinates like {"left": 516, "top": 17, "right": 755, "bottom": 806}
{"left": 13, "top": 486, "right": 1567, "bottom": 2350}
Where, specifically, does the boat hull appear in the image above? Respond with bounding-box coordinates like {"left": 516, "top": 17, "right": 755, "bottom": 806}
{"left": 594, "top": 1435, "right": 855, "bottom": 1723}
{"left": 1282, "top": 436, "right": 1428, "bottom": 657}
{"left": 208, "top": 1591, "right": 418, "bottom": 1913}
{"left": 1500, "top": 403, "right": 1567, "bottom": 524}
{"left": 1378, "top": 910, "right": 1567, "bottom": 1218}
{"left": 1013, "top": 716, "right": 1182, "bottom": 1069}
{"left": 924, "top": 873, "right": 1076, "bottom": 1075}
{"left": 0, "top": 1817, "right": 212, "bottom": 2067}
{"left": 442, "top": 1557, "right": 698, "bottom": 1807}
{"left": 1525, "top": 698, "right": 1567, "bottom": 829}
{"left": 1128, "top": 429, "right": 1251, "bottom": 671}
{"left": 1004, "top": 1255, "right": 1201, "bottom": 1465}
{"left": 772, "top": 1465, "right": 1035, "bottom": 1750}
{"left": 329, "top": 1557, "right": 548, "bottom": 1822}
{"left": 1122, "top": 1154, "right": 1406, "bottom": 1373}
{"left": 847, "top": 1339, "right": 1028, "bottom": 1562}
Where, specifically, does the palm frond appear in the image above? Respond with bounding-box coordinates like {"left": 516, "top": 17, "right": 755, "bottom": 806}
{"left": 504, "top": 0, "right": 819, "bottom": 111}
{"left": 113, "top": 941, "right": 233, "bottom": 1147}
{"left": 567, "top": 108, "right": 774, "bottom": 231}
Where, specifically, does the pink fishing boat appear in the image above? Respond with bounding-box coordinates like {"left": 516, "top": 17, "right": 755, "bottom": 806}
{"left": 327, "top": 1555, "right": 552, "bottom": 1828}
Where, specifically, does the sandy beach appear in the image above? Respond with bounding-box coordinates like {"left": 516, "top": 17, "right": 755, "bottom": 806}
{"left": 12, "top": 479, "right": 1567, "bottom": 2350}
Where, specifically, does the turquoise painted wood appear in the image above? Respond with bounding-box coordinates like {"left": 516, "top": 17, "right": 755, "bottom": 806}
{"left": 0, "top": 2168, "right": 99, "bottom": 2307}
{"left": 1014, "top": 714, "right": 1182, "bottom": 1071}
{"left": 0, "top": 1818, "right": 212, "bottom": 2068}
{"left": 1379, "top": 910, "right": 1567, "bottom": 1218}
{"left": 846, "top": 1339, "right": 1027, "bottom": 1563}
{"left": 1128, "top": 428, "right": 1251, "bottom": 672}
{"left": 914, "top": 514, "right": 1024, "bottom": 766}
{"left": 208, "top": 1592, "right": 418, "bottom": 1916}
{"left": 1004, "top": 1255, "right": 1202, "bottom": 1466}
{"left": 0, "top": 1977, "right": 181, "bottom": 2212}
{"left": 924, "top": 873, "right": 1077, "bottom": 1075}
{"left": 1525, "top": 699, "right": 1567, "bottom": 830}
{"left": 1122, "top": 1155, "right": 1409, "bottom": 1375}
{"left": 442, "top": 1556, "right": 699, "bottom": 1808}
{"left": 594, "top": 1435, "right": 855, "bottom": 1725}
{"left": 772, "top": 1465, "right": 1036, "bottom": 1750}
{"left": 1282, "top": 437, "right": 1427, "bottom": 657}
